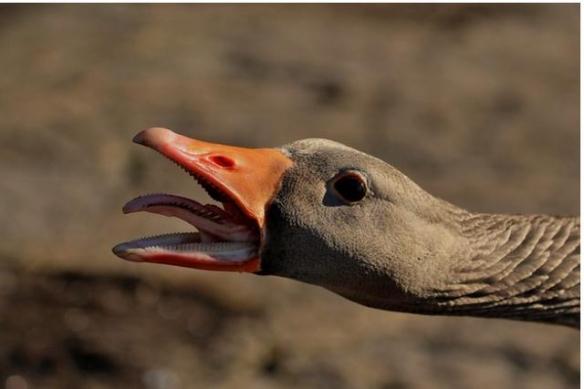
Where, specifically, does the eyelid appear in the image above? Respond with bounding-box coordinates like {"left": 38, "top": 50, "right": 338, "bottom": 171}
{"left": 329, "top": 170, "right": 369, "bottom": 203}
{"left": 332, "top": 169, "right": 369, "bottom": 186}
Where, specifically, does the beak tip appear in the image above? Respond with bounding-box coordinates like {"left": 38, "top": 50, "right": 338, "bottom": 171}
{"left": 112, "top": 244, "right": 143, "bottom": 262}
{"left": 132, "top": 131, "right": 147, "bottom": 145}
{"left": 112, "top": 244, "right": 124, "bottom": 258}
{"left": 133, "top": 127, "right": 175, "bottom": 146}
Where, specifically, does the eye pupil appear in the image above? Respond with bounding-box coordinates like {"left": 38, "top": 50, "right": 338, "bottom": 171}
{"left": 334, "top": 174, "right": 367, "bottom": 202}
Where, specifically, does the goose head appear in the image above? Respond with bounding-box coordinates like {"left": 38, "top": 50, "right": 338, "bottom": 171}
{"left": 113, "top": 127, "right": 468, "bottom": 310}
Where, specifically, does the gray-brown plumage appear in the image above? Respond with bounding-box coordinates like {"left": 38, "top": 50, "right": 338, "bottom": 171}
{"left": 114, "top": 129, "right": 580, "bottom": 328}
{"left": 261, "top": 139, "right": 580, "bottom": 328}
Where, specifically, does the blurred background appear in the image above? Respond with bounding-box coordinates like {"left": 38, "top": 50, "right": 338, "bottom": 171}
{"left": 0, "top": 4, "right": 579, "bottom": 389}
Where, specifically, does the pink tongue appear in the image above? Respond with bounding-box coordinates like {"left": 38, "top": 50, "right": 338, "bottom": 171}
{"left": 123, "top": 194, "right": 224, "bottom": 236}
{"left": 123, "top": 193, "right": 229, "bottom": 218}
{"left": 122, "top": 194, "right": 255, "bottom": 242}
{"left": 223, "top": 203, "right": 248, "bottom": 223}
{"left": 132, "top": 203, "right": 226, "bottom": 242}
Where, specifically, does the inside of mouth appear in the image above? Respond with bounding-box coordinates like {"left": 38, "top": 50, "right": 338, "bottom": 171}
{"left": 113, "top": 192, "right": 260, "bottom": 265}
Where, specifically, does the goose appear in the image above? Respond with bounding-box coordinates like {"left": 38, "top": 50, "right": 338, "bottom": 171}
{"left": 113, "top": 127, "right": 580, "bottom": 328}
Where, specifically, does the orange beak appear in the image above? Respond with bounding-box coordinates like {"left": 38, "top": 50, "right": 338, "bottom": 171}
{"left": 114, "top": 127, "right": 292, "bottom": 273}
{"left": 133, "top": 127, "right": 292, "bottom": 228}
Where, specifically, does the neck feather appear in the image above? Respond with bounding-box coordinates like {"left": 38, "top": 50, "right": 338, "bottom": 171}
{"left": 425, "top": 212, "right": 579, "bottom": 327}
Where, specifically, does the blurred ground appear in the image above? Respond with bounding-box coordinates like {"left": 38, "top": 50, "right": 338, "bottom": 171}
{"left": 0, "top": 4, "right": 579, "bottom": 389}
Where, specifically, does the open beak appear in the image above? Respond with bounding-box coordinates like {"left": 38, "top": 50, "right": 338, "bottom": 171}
{"left": 112, "top": 127, "right": 292, "bottom": 273}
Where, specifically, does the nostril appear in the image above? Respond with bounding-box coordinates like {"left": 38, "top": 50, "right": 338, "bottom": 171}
{"left": 208, "top": 155, "right": 236, "bottom": 169}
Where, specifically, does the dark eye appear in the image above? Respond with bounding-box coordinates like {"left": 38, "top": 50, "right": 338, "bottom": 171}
{"left": 332, "top": 172, "right": 368, "bottom": 203}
